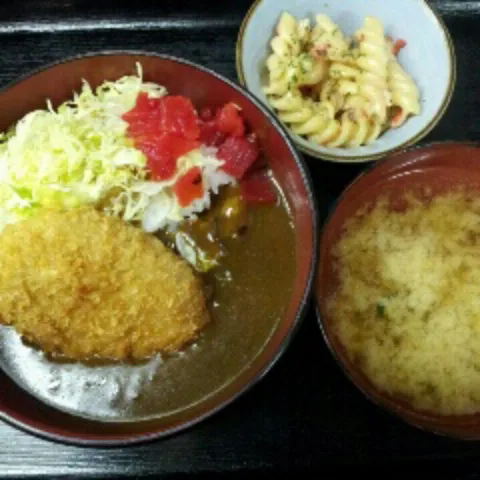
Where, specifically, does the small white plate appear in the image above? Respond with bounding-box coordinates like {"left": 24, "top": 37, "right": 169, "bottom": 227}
{"left": 236, "top": 0, "right": 456, "bottom": 163}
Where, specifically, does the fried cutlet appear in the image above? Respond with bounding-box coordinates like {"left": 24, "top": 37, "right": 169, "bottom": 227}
{"left": 0, "top": 208, "right": 210, "bottom": 361}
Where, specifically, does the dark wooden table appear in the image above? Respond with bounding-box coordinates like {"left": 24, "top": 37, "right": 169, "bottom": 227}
{"left": 1, "top": 0, "right": 480, "bottom": 477}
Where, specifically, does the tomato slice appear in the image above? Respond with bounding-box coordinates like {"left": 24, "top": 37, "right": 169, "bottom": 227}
{"left": 137, "top": 134, "right": 200, "bottom": 181}
{"left": 198, "top": 103, "right": 245, "bottom": 146}
{"left": 139, "top": 143, "right": 177, "bottom": 180}
{"left": 124, "top": 94, "right": 163, "bottom": 136}
{"left": 124, "top": 94, "right": 260, "bottom": 185}
{"left": 157, "top": 96, "right": 200, "bottom": 140}
{"left": 217, "top": 136, "right": 260, "bottom": 180}
{"left": 215, "top": 102, "right": 245, "bottom": 137}
{"left": 240, "top": 170, "right": 277, "bottom": 204}
{"left": 123, "top": 93, "right": 200, "bottom": 140}
{"left": 174, "top": 166, "right": 204, "bottom": 207}
{"left": 199, "top": 106, "right": 214, "bottom": 121}
{"left": 122, "top": 92, "right": 158, "bottom": 121}
{"left": 198, "top": 121, "right": 227, "bottom": 147}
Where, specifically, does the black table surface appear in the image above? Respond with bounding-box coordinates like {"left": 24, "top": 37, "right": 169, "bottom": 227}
{"left": 1, "top": 0, "right": 480, "bottom": 478}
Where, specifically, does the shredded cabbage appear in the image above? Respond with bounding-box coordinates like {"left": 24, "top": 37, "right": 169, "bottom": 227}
{"left": 0, "top": 65, "right": 166, "bottom": 228}
{"left": 0, "top": 64, "right": 235, "bottom": 234}
{"left": 138, "top": 147, "right": 234, "bottom": 232}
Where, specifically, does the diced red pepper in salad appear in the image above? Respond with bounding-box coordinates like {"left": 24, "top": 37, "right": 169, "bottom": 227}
{"left": 173, "top": 166, "right": 204, "bottom": 207}
{"left": 241, "top": 170, "right": 277, "bottom": 205}
{"left": 392, "top": 39, "right": 407, "bottom": 56}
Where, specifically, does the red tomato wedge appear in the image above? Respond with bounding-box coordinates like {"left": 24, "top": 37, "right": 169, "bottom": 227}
{"left": 124, "top": 94, "right": 261, "bottom": 184}
{"left": 123, "top": 94, "right": 163, "bottom": 137}
{"left": 199, "top": 106, "right": 214, "bottom": 121}
{"left": 241, "top": 170, "right": 277, "bottom": 204}
{"left": 198, "top": 103, "right": 245, "bottom": 146}
{"left": 198, "top": 121, "right": 227, "bottom": 147}
{"left": 157, "top": 96, "right": 200, "bottom": 140}
{"left": 122, "top": 92, "right": 157, "bottom": 121}
{"left": 123, "top": 93, "right": 200, "bottom": 140}
{"left": 242, "top": 134, "right": 266, "bottom": 172}
{"left": 215, "top": 103, "right": 245, "bottom": 137}
{"left": 174, "top": 166, "right": 204, "bottom": 207}
{"left": 137, "top": 134, "right": 200, "bottom": 181}
{"left": 217, "top": 136, "right": 260, "bottom": 180}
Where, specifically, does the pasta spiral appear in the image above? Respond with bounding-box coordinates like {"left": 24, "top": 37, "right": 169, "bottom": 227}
{"left": 310, "top": 110, "right": 383, "bottom": 148}
{"left": 263, "top": 12, "right": 304, "bottom": 96}
{"left": 272, "top": 94, "right": 382, "bottom": 149}
{"left": 264, "top": 12, "right": 326, "bottom": 96}
{"left": 269, "top": 89, "right": 313, "bottom": 125}
{"left": 319, "top": 59, "right": 361, "bottom": 111}
{"left": 310, "top": 14, "right": 351, "bottom": 60}
{"left": 289, "top": 100, "right": 336, "bottom": 137}
{"left": 355, "top": 17, "right": 391, "bottom": 124}
{"left": 310, "top": 15, "right": 361, "bottom": 113}
{"left": 387, "top": 41, "right": 421, "bottom": 127}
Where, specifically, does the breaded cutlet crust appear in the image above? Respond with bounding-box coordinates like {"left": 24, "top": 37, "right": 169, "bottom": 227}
{"left": 0, "top": 208, "right": 210, "bottom": 361}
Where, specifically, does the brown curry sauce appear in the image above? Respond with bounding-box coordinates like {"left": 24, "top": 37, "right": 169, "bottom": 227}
{"left": 1, "top": 180, "right": 296, "bottom": 421}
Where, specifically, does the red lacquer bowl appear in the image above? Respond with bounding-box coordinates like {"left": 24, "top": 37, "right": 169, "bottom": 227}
{"left": 316, "top": 142, "right": 480, "bottom": 439}
{"left": 0, "top": 52, "right": 318, "bottom": 446}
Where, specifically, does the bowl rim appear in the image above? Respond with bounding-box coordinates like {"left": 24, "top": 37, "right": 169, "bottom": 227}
{"left": 0, "top": 50, "right": 319, "bottom": 447}
{"left": 235, "top": 0, "right": 457, "bottom": 163}
{"left": 315, "top": 140, "right": 480, "bottom": 439}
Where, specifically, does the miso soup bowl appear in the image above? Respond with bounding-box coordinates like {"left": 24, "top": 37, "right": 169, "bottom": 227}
{"left": 0, "top": 52, "right": 318, "bottom": 446}
{"left": 236, "top": 0, "right": 456, "bottom": 163}
{"left": 316, "top": 142, "right": 480, "bottom": 439}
